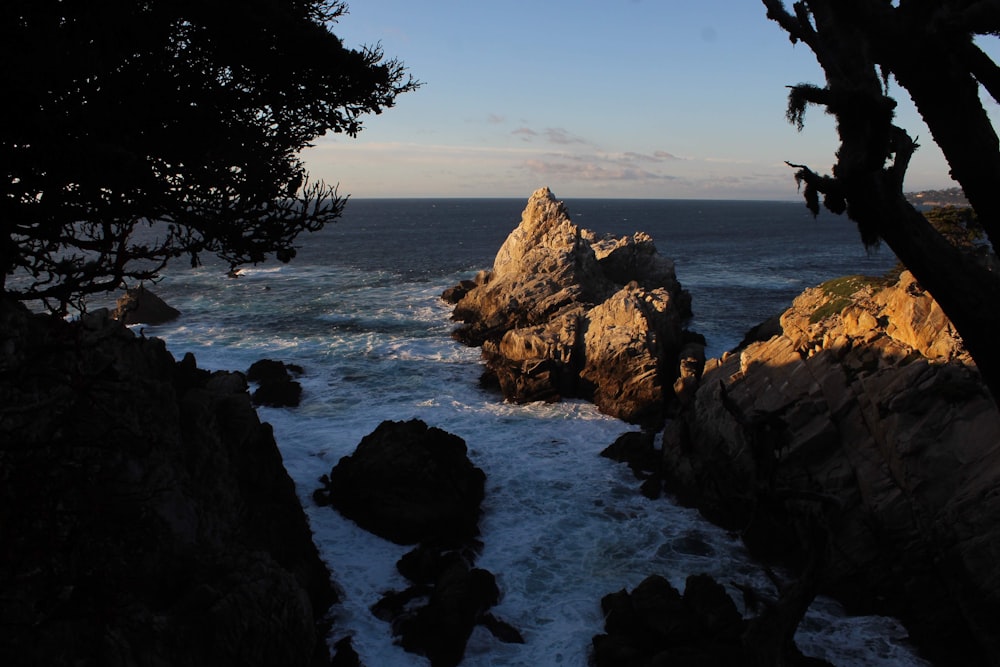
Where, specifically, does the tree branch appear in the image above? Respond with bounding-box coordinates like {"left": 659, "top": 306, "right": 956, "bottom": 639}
{"left": 956, "top": 0, "right": 1000, "bottom": 34}
{"left": 960, "top": 41, "right": 1000, "bottom": 105}
{"left": 761, "top": 0, "right": 816, "bottom": 46}
{"left": 785, "top": 161, "right": 845, "bottom": 217}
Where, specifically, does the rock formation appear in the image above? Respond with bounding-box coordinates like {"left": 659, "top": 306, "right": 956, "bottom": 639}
{"left": 314, "top": 419, "right": 486, "bottom": 545}
{"left": 112, "top": 284, "right": 181, "bottom": 324}
{"left": 445, "top": 187, "right": 694, "bottom": 425}
{"left": 248, "top": 358, "right": 305, "bottom": 407}
{"left": 660, "top": 270, "right": 1000, "bottom": 665}
{"left": 314, "top": 419, "right": 520, "bottom": 666}
{"left": 593, "top": 573, "right": 832, "bottom": 667}
{"left": 0, "top": 299, "right": 335, "bottom": 666}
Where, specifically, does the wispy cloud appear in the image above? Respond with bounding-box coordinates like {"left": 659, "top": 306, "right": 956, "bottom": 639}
{"left": 524, "top": 156, "right": 677, "bottom": 182}
{"left": 543, "top": 128, "right": 587, "bottom": 145}
{"left": 304, "top": 137, "right": 802, "bottom": 199}
{"left": 511, "top": 126, "right": 588, "bottom": 145}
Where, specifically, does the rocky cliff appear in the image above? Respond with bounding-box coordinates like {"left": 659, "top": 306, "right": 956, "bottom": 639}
{"left": 445, "top": 187, "right": 694, "bottom": 425}
{"left": 661, "top": 270, "right": 1000, "bottom": 665}
{"left": 0, "top": 299, "right": 335, "bottom": 666}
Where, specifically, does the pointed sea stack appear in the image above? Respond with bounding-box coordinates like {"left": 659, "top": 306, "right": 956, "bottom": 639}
{"left": 445, "top": 187, "right": 695, "bottom": 425}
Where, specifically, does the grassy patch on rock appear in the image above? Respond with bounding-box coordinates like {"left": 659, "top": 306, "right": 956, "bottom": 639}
{"left": 809, "top": 275, "right": 888, "bottom": 324}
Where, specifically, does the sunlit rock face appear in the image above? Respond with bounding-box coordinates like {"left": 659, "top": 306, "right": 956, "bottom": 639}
{"left": 662, "top": 270, "right": 1000, "bottom": 664}
{"left": 447, "top": 187, "right": 693, "bottom": 425}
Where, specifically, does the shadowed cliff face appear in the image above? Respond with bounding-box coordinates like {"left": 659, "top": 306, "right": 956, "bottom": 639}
{"left": 0, "top": 299, "right": 334, "bottom": 666}
{"left": 661, "top": 271, "right": 1000, "bottom": 665}
{"left": 446, "top": 187, "right": 695, "bottom": 425}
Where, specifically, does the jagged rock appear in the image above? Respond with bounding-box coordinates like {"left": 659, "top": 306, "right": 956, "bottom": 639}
{"left": 383, "top": 556, "right": 503, "bottom": 667}
{"left": 600, "top": 430, "right": 659, "bottom": 478}
{"left": 112, "top": 284, "right": 180, "bottom": 324}
{"left": 0, "top": 299, "right": 334, "bottom": 666}
{"left": 441, "top": 279, "right": 479, "bottom": 305}
{"left": 601, "top": 431, "right": 663, "bottom": 500}
{"left": 446, "top": 187, "right": 692, "bottom": 424}
{"left": 314, "top": 419, "right": 486, "bottom": 545}
{"left": 248, "top": 358, "right": 304, "bottom": 407}
{"left": 374, "top": 545, "right": 523, "bottom": 666}
{"left": 581, "top": 283, "right": 683, "bottom": 423}
{"left": 592, "top": 574, "right": 828, "bottom": 667}
{"left": 330, "top": 637, "right": 363, "bottom": 667}
{"left": 662, "top": 271, "right": 1000, "bottom": 665}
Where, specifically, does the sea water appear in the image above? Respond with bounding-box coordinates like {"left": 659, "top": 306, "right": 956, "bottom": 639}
{"left": 127, "top": 198, "right": 925, "bottom": 666}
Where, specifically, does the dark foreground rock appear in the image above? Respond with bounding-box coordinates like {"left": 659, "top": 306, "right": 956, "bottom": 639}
{"left": 661, "top": 271, "right": 1000, "bottom": 665}
{"left": 600, "top": 431, "right": 664, "bottom": 499}
{"left": 372, "top": 544, "right": 522, "bottom": 667}
{"left": 0, "top": 300, "right": 334, "bottom": 666}
{"left": 445, "top": 187, "right": 695, "bottom": 425}
{"left": 314, "top": 419, "right": 486, "bottom": 545}
{"left": 315, "top": 420, "right": 520, "bottom": 666}
{"left": 111, "top": 284, "right": 181, "bottom": 324}
{"left": 248, "top": 358, "right": 305, "bottom": 407}
{"left": 593, "top": 574, "right": 832, "bottom": 667}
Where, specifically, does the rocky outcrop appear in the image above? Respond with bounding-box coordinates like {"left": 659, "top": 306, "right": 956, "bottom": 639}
{"left": 593, "top": 574, "right": 831, "bottom": 667}
{"left": 372, "top": 543, "right": 523, "bottom": 667}
{"left": 112, "top": 284, "right": 180, "bottom": 324}
{"left": 314, "top": 419, "right": 518, "bottom": 666}
{"left": 446, "top": 187, "right": 693, "bottom": 425}
{"left": 661, "top": 271, "right": 1000, "bottom": 665}
{"left": 0, "top": 300, "right": 335, "bottom": 666}
{"left": 248, "top": 358, "right": 305, "bottom": 407}
{"left": 314, "top": 419, "right": 486, "bottom": 545}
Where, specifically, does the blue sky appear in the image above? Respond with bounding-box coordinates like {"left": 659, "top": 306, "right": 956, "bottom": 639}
{"left": 304, "top": 0, "right": 988, "bottom": 200}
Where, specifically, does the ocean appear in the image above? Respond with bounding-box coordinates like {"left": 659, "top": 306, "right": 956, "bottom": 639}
{"left": 121, "top": 198, "right": 924, "bottom": 666}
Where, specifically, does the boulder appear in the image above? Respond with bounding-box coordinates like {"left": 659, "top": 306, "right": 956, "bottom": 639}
{"left": 248, "top": 358, "right": 304, "bottom": 407}
{"left": 0, "top": 299, "right": 334, "bottom": 666}
{"left": 446, "top": 187, "right": 692, "bottom": 424}
{"left": 112, "top": 284, "right": 180, "bottom": 324}
{"left": 661, "top": 271, "right": 1000, "bottom": 665}
{"left": 313, "top": 419, "right": 486, "bottom": 545}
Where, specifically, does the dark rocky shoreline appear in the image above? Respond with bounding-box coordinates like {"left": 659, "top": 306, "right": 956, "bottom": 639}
{"left": 0, "top": 298, "right": 337, "bottom": 666}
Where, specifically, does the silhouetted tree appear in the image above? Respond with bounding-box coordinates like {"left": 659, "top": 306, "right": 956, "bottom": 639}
{"left": 1, "top": 0, "right": 417, "bottom": 313}
{"left": 762, "top": 0, "right": 1000, "bottom": 403}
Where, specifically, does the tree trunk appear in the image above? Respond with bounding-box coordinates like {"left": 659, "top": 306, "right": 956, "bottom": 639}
{"left": 762, "top": 0, "right": 1000, "bottom": 405}
{"left": 875, "top": 197, "right": 1000, "bottom": 403}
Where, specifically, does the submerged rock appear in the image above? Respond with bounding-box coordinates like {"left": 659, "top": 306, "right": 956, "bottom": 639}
{"left": 446, "top": 187, "right": 693, "bottom": 425}
{"left": 661, "top": 270, "right": 1000, "bottom": 664}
